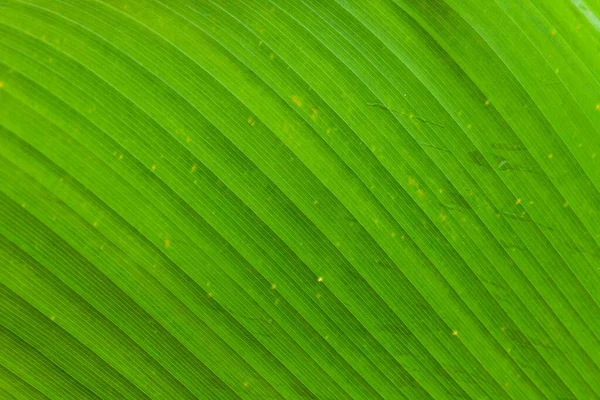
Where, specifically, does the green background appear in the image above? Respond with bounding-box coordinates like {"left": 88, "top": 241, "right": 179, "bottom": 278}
{"left": 1, "top": 0, "right": 600, "bottom": 398}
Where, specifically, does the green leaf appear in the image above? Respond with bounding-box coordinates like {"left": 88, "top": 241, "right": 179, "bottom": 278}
{"left": 1, "top": 0, "right": 599, "bottom": 398}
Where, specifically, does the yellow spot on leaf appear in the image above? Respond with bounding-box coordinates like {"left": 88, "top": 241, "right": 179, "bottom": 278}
{"left": 408, "top": 176, "right": 416, "bottom": 186}
{"left": 439, "top": 213, "right": 447, "bottom": 222}
{"left": 292, "top": 96, "right": 302, "bottom": 107}
{"left": 452, "top": 330, "right": 458, "bottom": 336}
{"left": 92, "top": 221, "right": 98, "bottom": 227}
{"left": 391, "top": 232, "right": 397, "bottom": 238}
{"left": 316, "top": 293, "right": 322, "bottom": 299}
{"left": 247, "top": 117, "right": 256, "bottom": 126}
{"left": 151, "top": 165, "right": 157, "bottom": 171}
{"left": 191, "top": 164, "right": 197, "bottom": 173}
{"left": 0, "top": 81, "right": 4, "bottom": 89}
{"left": 269, "top": 53, "right": 276, "bottom": 60}
{"left": 596, "top": 104, "right": 600, "bottom": 111}
{"left": 118, "top": 153, "right": 124, "bottom": 160}
{"left": 439, "top": 188, "right": 444, "bottom": 194}
{"left": 165, "top": 239, "right": 171, "bottom": 248}
{"left": 311, "top": 108, "right": 318, "bottom": 120}
{"left": 317, "top": 276, "right": 323, "bottom": 282}
{"left": 484, "top": 99, "right": 490, "bottom": 106}
{"left": 548, "top": 153, "right": 554, "bottom": 159}
{"left": 417, "top": 189, "right": 425, "bottom": 197}
{"left": 258, "top": 27, "right": 264, "bottom": 33}
{"left": 271, "top": 284, "right": 276, "bottom": 290}
{"left": 50, "top": 315, "right": 55, "bottom": 321}
{"left": 516, "top": 198, "right": 522, "bottom": 205}
{"left": 186, "top": 136, "right": 192, "bottom": 143}
{"left": 258, "top": 40, "right": 263, "bottom": 46}
{"left": 466, "top": 124, "right": 472, "bottom": 129}
{"left": 551, "top": 28, "right": 557, "bottom": 36}
{"left": 313, "top": 199, "right": 319, "bottom": 205}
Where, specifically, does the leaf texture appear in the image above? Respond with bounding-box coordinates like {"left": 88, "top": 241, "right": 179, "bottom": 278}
{"left": 1, "top": 0, "right": 599, "bottom": 399}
